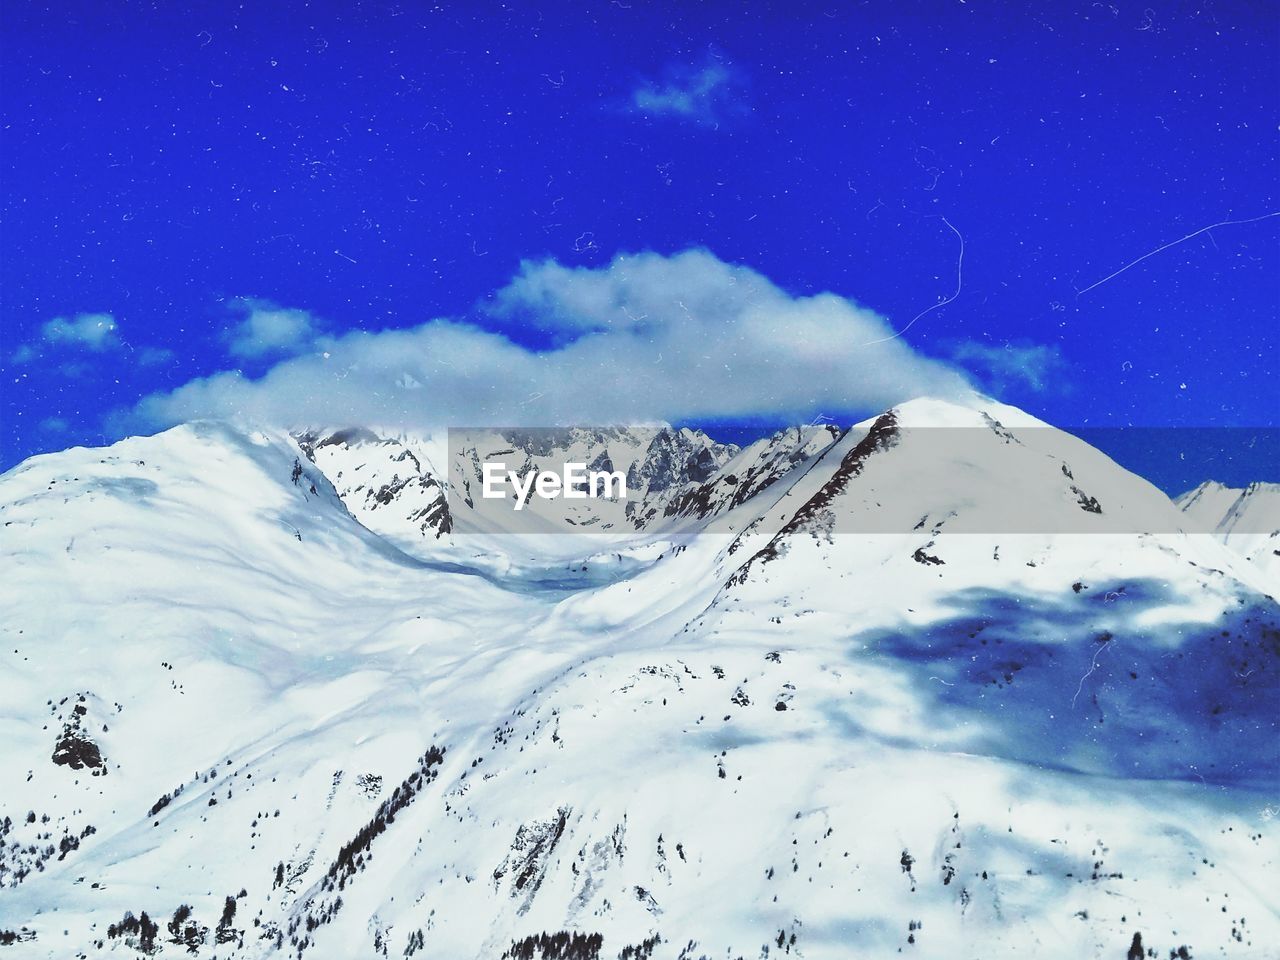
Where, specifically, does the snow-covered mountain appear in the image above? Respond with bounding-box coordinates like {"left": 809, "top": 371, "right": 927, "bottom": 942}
{"left": 1177, "top": 480, "right": 1280, "bottom": 582}
{"left": 1, "top": 398, "right": 1276, "bottom": 959}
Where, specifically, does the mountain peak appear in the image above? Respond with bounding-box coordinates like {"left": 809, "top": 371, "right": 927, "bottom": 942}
{"left": 882, "top": 391, "right": 1046, "bottom": 429}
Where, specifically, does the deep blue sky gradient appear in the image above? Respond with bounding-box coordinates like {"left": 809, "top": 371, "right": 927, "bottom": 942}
{"left": 2, "top": 1, "right": 1277, "bottom": 490}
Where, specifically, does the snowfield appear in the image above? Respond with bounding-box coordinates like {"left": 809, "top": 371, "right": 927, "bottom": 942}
{"left": 1, "top": 397, "right": 1276, "bottom": 959}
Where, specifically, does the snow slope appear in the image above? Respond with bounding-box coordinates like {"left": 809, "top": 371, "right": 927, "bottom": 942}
{"left": 1178, "top": 480, "right": 1280, "bottom": 583}
{"left": 1, "top": 399, "right": 1277, "bottom": 960}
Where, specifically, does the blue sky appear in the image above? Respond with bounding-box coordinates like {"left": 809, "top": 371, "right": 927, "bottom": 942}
{"left": 3, "top": 1, "right": 1277, "bottom": 491}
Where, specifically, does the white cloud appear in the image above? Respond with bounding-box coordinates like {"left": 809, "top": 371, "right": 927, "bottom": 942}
{"left": 224, "top": 300, "right": 321, "bottom": 359}
{"left": 43, "top": 313, "right": 122, "bottom": 351}
{"left": 631, "top": 59, "right": 744, "bottom": 125}
{"left": 123, "top": 249, "right": 974, "bottom": 434}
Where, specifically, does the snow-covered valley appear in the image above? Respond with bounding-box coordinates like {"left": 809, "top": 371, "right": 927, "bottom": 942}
{"left": 1, "top": 397, "right": 1277, "bottom": 959}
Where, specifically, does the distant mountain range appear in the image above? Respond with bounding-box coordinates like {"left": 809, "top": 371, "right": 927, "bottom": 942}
{"left": 1, "top": 395, "right": 1276, "bottom": 959}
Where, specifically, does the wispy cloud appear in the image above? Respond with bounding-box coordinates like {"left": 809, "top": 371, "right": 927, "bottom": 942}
{"left": 43, "top": 312, "right": 122, "bottom": 351}
{"left": 10, "top": 312, "right": 123, "bottom": 364}
{"left": 121, "top": 249, "right": 975, "bottom": 434}
{"left": 631, "top": 57, "right": 746, "bottom": 126}
{"left": 224, "top": 299, "right": 322, "bottom": 360}
{"left": 136, "top": 346, "right": 176, "bottom": 368}
{"left": 949, "top": 340, "right": 1066, "bottom": 393}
